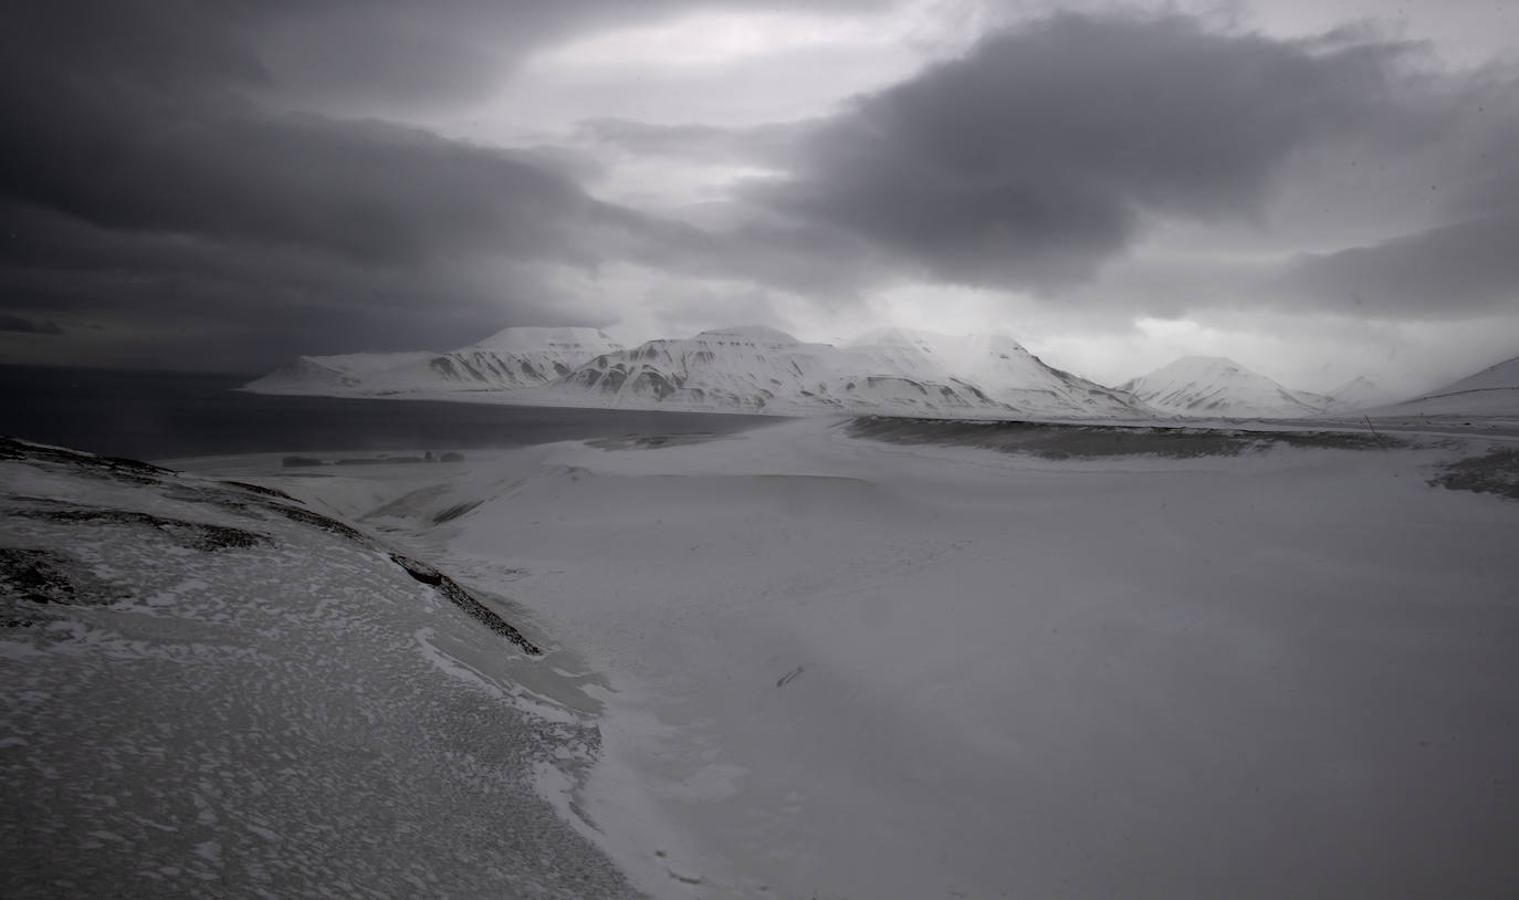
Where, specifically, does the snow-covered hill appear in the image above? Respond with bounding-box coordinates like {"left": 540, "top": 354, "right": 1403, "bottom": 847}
{"left": 245, "top": 327, "right": 622, "bottom": 395}
{"left": 1367, "top": 354, "right": 1519, "bottom": 418}
{"left": 1119, "top": 356, "right": 1328, "bottom": 418}
{"left": 846, "top": 329, "right": 1150, "bottom": 417}
{"left": 1321, "top": 376, "right": 1394, "bottom": 413}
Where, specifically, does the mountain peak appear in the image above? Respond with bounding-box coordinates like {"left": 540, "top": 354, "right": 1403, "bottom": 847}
{"left": 1123, "top": 356, "right": 1323, "bottom": 418}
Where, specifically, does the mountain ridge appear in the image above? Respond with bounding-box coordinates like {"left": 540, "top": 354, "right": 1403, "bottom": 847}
{"left": 1119, "top": 356, "right": 1328, "bottom": 418}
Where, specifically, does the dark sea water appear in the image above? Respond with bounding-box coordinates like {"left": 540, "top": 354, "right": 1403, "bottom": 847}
{"left": 0, "top": 365, "right": 776, "bottom": 460}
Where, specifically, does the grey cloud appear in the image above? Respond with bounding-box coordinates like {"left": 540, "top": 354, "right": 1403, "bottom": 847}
{"left": 7, "top": 1, "right": 885, "bottom": 113}
{"left": 1277, "top": 214, "right": 1519, "bottom": 318}
{"left": 7, "top": 0, "right": 1516, "bottom": 373}
{"left": 0, "top": 206, "right": 602, "bottom": 371}
{"left": 750, "top": 13, "right": 1456, "bottom": 292}
{"left": 3, "top": 103, "right": 642, "bottom": 269}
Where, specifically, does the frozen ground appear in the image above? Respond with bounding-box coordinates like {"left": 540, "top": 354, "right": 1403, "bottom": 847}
{"left": 0, "top": 439, "right": 640, "bottom": 898}
{"left": 180, "top": 416, "right": 1519, "bottom": 899}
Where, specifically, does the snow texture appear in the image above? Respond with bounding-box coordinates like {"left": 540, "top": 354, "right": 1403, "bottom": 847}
{"left": 0, "top": 438, "right": 640, "bottom": 899}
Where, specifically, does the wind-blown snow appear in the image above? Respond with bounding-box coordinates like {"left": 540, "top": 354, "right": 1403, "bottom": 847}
{"left": 1121, "top": 355, "right": 1328, "bottom": 418}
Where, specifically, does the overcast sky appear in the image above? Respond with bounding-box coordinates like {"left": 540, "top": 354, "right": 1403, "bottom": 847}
{"left": 3, "top": 0, "right": 1516, "bottom": 393}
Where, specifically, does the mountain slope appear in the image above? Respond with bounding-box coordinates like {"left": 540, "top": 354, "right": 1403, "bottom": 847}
{"left": 544, "top": 326, "right": 1012, "bottom": 415}
{"left": 245, "top": 327, "right": 621, "bottom": 395}
{"left": 1368, "top": 354, "right": 1519, "bottom": 418}
{"left": 246, "top": 324, "right": 1156, "bottom": 420}
{"left": 1119, "top": 356, "right": 1327, "bottom": 418}
{"left": 1321, "top": 376, "right": 1393, "bottom": 413}
{"left": 846, "top": 329, "right": 1150, "bottom": 417}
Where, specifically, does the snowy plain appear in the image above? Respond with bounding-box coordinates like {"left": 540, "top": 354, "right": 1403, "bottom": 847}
{"left": 172, "top": 415, "right": 1519, "bottom": 899}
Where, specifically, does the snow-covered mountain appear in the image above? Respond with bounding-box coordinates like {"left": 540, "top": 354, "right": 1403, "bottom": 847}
{"left": 1321, "top": 376, "right": 1393, "bottom": 413}
{"left": 545, "top": 326, "right": 1013, "bottom": 415}
{"left": 1119, "top": 356, "right": 1328, "bottom": 418}
{"left": 245, "top": 327, "right": 622, "bottom": 395}
{"left": 845, "top": 328, "right": 1149, "bottom": 417}
{"left": 1367, "top": 354, "right": 1519, "bottom": 418}
{"left": 249, "top": 323, "right": 1153, "bottom": 419}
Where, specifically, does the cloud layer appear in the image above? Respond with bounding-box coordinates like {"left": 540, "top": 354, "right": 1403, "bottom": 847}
{"left": 753, "top": 14, "right": 1497, "bottom": 296}
{"left": 2, "top": 2, "right": 1515, "bottom": 373}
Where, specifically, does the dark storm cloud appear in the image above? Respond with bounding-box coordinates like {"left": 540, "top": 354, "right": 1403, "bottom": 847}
{"left": 751, "top": 13, "right": 1460, "bottom": 292}
{"left": 0, "top": 0, "right": 786, "bottom": 368}
{"left": 5, "top": 0, "right": 1515, "bottom": 371}
{"left": 4, "top": 102, "right": 647, "bottom": 269}
{"left": 0, "top": 205, "right": 600, "bottom": 371}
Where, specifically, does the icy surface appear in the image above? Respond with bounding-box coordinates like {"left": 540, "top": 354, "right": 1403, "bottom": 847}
{"left": 0, "top": 440, "right": 640, "bottom": 899}
{"left": 236, "top": 418, "right": 1519, "bottom": 899}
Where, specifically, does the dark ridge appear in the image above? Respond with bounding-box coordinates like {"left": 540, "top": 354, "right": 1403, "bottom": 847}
{"left": 221, "top": 480, "right": 298, "bottom": 501}
{"left": 3, "top": 436, "right": 545, "bottom": 653}
{"left": 432, "top": 500, "right": 483, "bottom": 524}
{"left": 0, "top": 436, "right": 177, "bottom": 484}
{"left": 14, "top": 507, "right": 271, "bottom": 552}
{"left": 390, "top": 553, "right": 542, "bottom": 655}
{"left": 266, "top": 502, "right": 371, "bottom": 544}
